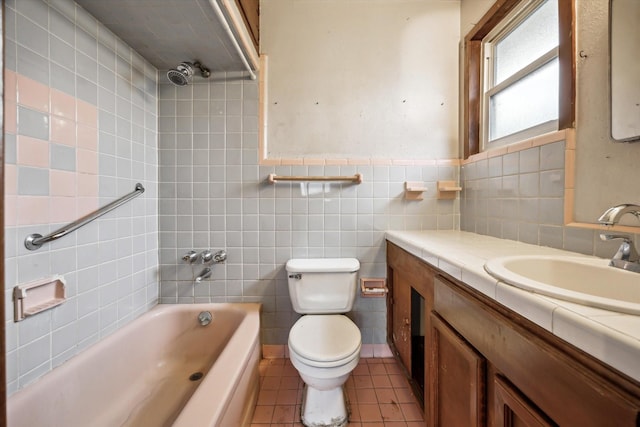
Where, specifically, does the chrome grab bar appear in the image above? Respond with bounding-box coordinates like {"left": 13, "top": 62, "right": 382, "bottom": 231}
{"left": 24, "top": 183, "right": 145, "bottom": 251}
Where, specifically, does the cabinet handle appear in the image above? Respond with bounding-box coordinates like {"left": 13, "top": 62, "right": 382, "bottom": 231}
{"left": 404, "top": 318, "right": 410, "bottom": 325}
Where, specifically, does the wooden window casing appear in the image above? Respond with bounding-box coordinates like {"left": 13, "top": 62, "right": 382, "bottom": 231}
{"left": 463, "top": 0, "right": 575, "bottom": 159}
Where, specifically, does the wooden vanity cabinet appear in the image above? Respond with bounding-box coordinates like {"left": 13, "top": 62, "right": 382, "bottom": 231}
{"left": 430, "top": 313, "right": 485, "bottom": 427}
{"left": 433, "top": 274, "right": 640, "bottom": 427}
{"left": 386, "top": 242, "right": 435, "bottom": 409}
{"left": 387, "top": 241, "right": 640, "bottom": 427}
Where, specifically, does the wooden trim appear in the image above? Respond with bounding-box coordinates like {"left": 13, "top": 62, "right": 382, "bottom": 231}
{"left": 464, "top": 40, "right": 481, "bottom": 159}
{"left": 465, "top": 0, "right": 522, "bottom": 42}
{"left": 233, "top": 0, "right": 259, "bottom": 52}
{"left": 463, "top": 0, "right": 576, "bottom": 159}
{"left": 558, "top": 0, "right": 576, "bottom": 129}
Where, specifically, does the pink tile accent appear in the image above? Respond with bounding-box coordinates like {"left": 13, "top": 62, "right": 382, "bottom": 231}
{"left": 77, "top": 197, "right": 98, "bottom": 217}
{"left": 325, "top": 158, "right": 349, "bottom": 165}
{"left": 372, "top": 344, "right": 393, "bottom": 358}
{"left": 262, "top": 345, "right": 286, "bottom": 359}
{"left": 77, "top": 149, "right": 98, "bottom": 174}
{"left": 5, "top": 101, "right": 17, "bottom": 134}
{"left": 302, "top": 158, "right": 325, "bottom": 166}
{"left": 5, "top": 164, "right": 17, "bottom": 195}
{"left": 360, "top": 344, "right": 375, "bottom": 358}
{"left": 17, "top": 74, "right": 49, "bottom": 112}
{"left": 50, "top": 89, "right": 76, "bottom": 120}
{"left": 17, "top": 136, "right": 49, "bottom": 168}
{"left": 348, "top": 158, "right": 371, "bottom": 165}
{"left": 77, "top": 174, "right": 98, "bottom": 197}
{"left": 50, "top": 116, "right": 76, "bottom": 146}
{"left": 77, "top": 124, "right": 98, "bottom": 151}
{"left": 5, "top": 70, "right": 17, "bottom": 103}
{"left": 50, "top": 170, "right": 76, "bottom": 197}
{"left": 50, "top": 196, "right": 77, "bottom": 224}
{"left": 17, "top": 196, "right": 49, "bottom": 226}
{"left": 76, "top": 100, "right": 97, "bottom": 126}
{"left": 5, "top": 195, "right": 17, "bottom": 227}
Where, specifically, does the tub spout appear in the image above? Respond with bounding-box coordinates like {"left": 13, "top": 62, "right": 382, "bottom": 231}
{"left": 195, "top": 267, "right": 212, "bottom": 282}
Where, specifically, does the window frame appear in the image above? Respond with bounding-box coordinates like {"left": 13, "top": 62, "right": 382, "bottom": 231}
{"left": 463, "top": 0, "right": 574, "bottom": 158}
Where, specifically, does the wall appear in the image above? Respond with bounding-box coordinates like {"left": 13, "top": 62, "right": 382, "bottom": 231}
{"left": 459, "top": 0, "right": 639, "bottom": 254}
{"left": 573, "top": 0, "right": 640, "bottom": 223}
{"left": 157, "top": 77, "right": 460, "bottom": 344}
{"left": 4, "top": 0, "right": 159, "bottom": 395}
{"left": 460, "top": 0, "right": 640, "bottom": 228}
{"left": 261, "top": 0, "right": 461, "bottom": 160}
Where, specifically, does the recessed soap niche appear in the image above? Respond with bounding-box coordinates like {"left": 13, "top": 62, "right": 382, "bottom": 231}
{"left": 13, "top": 276, "right": 66, "bottom": 322}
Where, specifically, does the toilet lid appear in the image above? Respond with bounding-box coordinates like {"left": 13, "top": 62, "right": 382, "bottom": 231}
{"left": 289, "top": 315, "right": 361, "bottom": 363}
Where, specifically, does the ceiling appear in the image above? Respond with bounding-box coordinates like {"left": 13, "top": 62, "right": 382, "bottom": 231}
{"left": 75, "top": 0, "right": 249, "bottom": 73}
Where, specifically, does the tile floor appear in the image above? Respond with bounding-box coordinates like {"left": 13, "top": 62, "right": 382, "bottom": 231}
{"left": 251, "top": 357, "right": 425, "bottom": 426}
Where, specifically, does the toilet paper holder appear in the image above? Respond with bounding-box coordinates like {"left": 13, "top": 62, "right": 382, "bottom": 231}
{"left": 360, "top": 278, "right": 388, "bottom": 297}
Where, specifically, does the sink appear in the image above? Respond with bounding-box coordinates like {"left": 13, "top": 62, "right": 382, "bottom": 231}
{"left": 484, "top": 255, "right": 640, "bottom": 315}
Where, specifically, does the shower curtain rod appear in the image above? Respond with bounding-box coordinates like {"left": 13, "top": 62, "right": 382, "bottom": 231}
{"left": 209, "top": 0, "right": 257, "bottom": 80}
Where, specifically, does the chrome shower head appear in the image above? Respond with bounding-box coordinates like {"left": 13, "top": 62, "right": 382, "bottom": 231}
{"left": 167, "top": 62, "right": 194, "bottom": 86}
{"left": 167, "top": 61, "right": 211, "bottom": 87}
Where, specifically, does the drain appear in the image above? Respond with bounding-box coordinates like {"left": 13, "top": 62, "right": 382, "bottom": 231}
{"left": 189, "top": 372, "right": 204, "bottom": 381}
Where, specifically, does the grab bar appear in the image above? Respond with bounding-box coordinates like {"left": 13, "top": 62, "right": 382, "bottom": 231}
{"left": 267, "top": 173, "right": 363, "bottom": 184}
{"left": 25, "top": 183, "right": 145, "bottom": 251}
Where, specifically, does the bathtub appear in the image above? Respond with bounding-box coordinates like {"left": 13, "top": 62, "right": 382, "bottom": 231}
{"left": 8, "top": 303, "right": 261, "bottom": 427}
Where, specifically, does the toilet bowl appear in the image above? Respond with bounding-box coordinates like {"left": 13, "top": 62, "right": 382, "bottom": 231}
{"left": 288, "top": 314, "right": 361, "bottom": 426}
{"left": 286, "top": 258, "right": 362, "bottom": 427}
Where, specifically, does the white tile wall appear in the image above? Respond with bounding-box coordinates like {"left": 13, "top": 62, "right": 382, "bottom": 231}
{"left": 157, "top": 78, "right": 460, "bottom": 345}
{"left": 461, "top": 141, "right": 640, "bottom": 256}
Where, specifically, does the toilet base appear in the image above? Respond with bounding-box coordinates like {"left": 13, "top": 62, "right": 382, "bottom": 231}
{"left": 300, "top": 384, "right": 349, "bottom": 427}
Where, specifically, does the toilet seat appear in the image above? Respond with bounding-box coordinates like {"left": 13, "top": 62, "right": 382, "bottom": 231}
{"left": 289, "top": 315, "right": 361, "bottom": 368}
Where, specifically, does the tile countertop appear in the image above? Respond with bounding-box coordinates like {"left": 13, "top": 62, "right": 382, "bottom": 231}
{"left": 385, "top": 230, "right": 640, "bottom": 383}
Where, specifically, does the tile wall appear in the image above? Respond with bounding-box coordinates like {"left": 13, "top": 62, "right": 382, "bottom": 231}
{"left": 460, "top": 140, "right": 637, "bottom": 257}
{"left": 157, "top": 78, "right": 460, "bottom": 345}
{"left": 4, "top": 0, "right": 159, "bottom": 395}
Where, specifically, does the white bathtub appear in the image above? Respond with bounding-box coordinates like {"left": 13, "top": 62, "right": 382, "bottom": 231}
{"left": 8, "top": 303, "right": 261, "bottom": 427}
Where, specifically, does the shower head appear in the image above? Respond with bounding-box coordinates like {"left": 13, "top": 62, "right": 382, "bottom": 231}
{"left": 167, "top": 61, "right": 211, "bottom": 87}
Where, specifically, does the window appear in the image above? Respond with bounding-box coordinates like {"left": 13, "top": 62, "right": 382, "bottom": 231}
{"left": 463, "top": 0, "right": 574, "bottom": 157}
{"left": 483, "top": 0, "right": 559, "bottom": 147}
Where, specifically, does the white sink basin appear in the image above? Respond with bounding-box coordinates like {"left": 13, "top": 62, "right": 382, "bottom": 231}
{"left": 484, "top": 255, "right": 640, "bottom": 315}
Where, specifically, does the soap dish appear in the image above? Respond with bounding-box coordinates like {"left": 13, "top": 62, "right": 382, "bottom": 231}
{"left": 14, "top": 276, "right": 66, "bottom": 322}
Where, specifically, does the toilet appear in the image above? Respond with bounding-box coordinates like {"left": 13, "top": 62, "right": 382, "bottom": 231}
{"left": 286, "top": 258, "right": 362, "bottom": 427}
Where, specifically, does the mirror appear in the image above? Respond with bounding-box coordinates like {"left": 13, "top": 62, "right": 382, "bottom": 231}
{"left": 610, "top": 0, "right": 640, "bottom": 141}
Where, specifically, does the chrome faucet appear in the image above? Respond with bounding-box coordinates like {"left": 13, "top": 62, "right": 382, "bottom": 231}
{"left": 597, "top": 203, "right": 640, "bottom": 226}
{"left": 598, "top": 204, "right": 640, "bottom": 273}
{"left": 182, "top": 250, "right": 199, "bottom": 264}
{"left": 195, "top": 267, "right": 212, "bottom": 282}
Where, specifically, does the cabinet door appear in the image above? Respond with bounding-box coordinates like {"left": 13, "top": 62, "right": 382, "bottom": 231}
{"left": 493, "top": 376, "right": 556, "bottom": 427}
{"left": 392, "top": 271, "right": 412, "bottom": 371}
{"left": 430, "top": 313, "right": 486, "bottom": 427}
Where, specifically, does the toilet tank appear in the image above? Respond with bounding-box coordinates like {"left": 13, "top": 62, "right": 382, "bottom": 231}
{"left": 286, "top": 258, "right": 360, "bottom": 314}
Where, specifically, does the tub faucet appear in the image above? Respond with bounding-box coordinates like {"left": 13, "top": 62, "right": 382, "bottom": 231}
{"left": 195, "top": 267, "right": 212, "bottom": 282}
{"left": 597, "top": 203, "right": 640, "bottom": 226}
{"left": 182, "top": 250, "right": 199, "bottom": 264}
{"left": 201, "top": 250, "right": 214, "bottom": 264}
